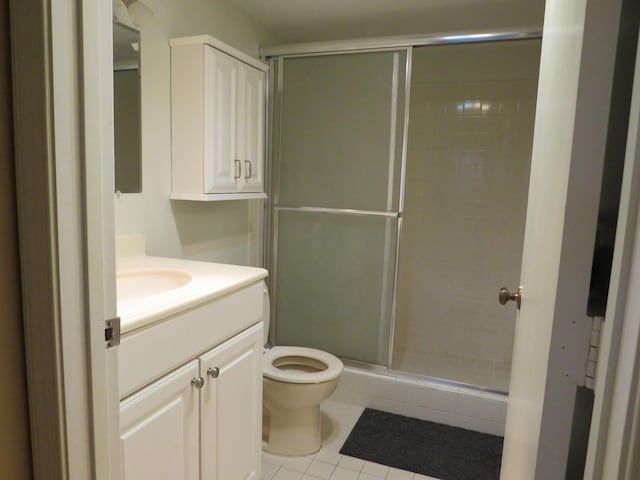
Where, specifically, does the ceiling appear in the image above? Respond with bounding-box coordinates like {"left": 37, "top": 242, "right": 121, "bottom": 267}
{"left": 230, "top": 0, "right": 545, "bottom": 44}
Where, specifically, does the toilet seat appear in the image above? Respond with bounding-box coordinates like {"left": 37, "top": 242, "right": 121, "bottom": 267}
{"left": 263, "top": 346, "right": 343, "bottom": 384}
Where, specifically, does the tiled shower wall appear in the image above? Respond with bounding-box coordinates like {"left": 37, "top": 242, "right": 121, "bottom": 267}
{"left": 392, "top": 41, "right": 541, "bottom": 391}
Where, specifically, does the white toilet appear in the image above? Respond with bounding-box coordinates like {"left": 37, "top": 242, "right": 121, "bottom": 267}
{"left": 262, "top": 288, "right": 344, "bottom": 456}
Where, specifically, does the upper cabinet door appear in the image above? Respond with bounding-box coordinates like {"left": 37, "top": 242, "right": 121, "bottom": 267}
{"left": 237, "top": 63, "right": 265, "bottom": 194}
{"left": 205, "top": 47, "right": 239, "bottom": 193}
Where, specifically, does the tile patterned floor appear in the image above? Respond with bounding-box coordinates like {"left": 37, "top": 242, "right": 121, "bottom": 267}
{"left": 261, "top": 401, "right": 440, "bottom": 480}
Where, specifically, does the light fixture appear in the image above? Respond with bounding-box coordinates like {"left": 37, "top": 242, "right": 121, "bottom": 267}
{"left": 113, "top": 0, "right": 154, "bottom": 28}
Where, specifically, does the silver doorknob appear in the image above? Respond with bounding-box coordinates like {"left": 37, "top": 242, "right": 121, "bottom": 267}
{"left": 207, "top": 367, "right": 220, "bottom": 379}
{"left": 499, "top": 286, "right": 522, "bottom": 309}
{"left": 191, "top": 377, "right": 205, "bottom": 389}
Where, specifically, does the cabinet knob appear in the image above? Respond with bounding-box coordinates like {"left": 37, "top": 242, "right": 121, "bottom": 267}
{"left": 234, "top": 159, "right": 241, "bottom": 179}
{"left": 191, "top": 376, "right": 205, "bottom": 389}
{"left": 207, "top": 367, "right": 220, "bottom": 379}
{"left": 244, "top": 160, "right": 252, "bottom": 179}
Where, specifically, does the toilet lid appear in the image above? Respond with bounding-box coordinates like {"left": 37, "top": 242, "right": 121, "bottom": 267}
{"left": 263, "top": 346, "right": 344, "bottom": 384}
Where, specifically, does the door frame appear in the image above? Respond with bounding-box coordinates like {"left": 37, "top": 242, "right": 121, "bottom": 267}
{"left": 585, "top": 25, "right": 640, "bottom": 480}
{"left": 9, "top": 0, "right": 119, "bottom": 479}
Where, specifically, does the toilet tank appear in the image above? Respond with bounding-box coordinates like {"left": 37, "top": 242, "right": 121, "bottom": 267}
{"left": 262, "top": 283, "right": 270, "bottom": 346}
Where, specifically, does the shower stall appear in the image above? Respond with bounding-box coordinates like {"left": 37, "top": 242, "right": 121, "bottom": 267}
{"left": 264, "top": 32, "right": 541, "bottom": 425}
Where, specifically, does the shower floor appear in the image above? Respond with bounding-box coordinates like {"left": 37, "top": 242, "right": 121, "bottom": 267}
{"left": 392, "top": 350, "right": 511, "bottom": 392}
{"left": 261, "top": 400, "right": 439, "bottom": 480}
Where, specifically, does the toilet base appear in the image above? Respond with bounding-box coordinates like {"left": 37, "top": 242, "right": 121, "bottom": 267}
{"left": 263, "top": 404, "right": 322, "bottom": 456}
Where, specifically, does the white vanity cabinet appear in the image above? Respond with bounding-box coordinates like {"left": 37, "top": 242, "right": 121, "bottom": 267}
{"left": 120, "top": 324, "right": 263, "bottom": 480}
{"left": 170, "top": 35, "right": 267, "bottom": 201}
{"left": 117, "top": 274, "right": 266, "bottom": 480}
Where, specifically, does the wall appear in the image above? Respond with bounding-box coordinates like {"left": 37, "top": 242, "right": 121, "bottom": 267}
{"left": 230, "top": 0, "right": 545, "bottom": 44}
{"left": 0, "top": 0, "right": 33, "bottom": 476}
{"left": 393, "top": 40, "right": 541, "bottom": 391}
{"left": 115, "top": 0, "right": 280, "bottom": 265}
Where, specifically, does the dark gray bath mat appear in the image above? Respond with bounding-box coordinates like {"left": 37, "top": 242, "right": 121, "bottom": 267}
{"left": 339, "top": 408, "right": 503, "bottom": 480}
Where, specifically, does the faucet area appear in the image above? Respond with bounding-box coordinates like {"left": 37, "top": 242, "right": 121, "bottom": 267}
{"left": 110, "top": 1, "right": 559, "bottom": 479}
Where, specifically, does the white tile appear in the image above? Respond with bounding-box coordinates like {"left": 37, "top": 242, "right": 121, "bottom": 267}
{"left": 357, "top": 473, "right": 382, "bottom": 480}
{"left": 385, "top": 467, "right": 413, "bottom": 480}
{"left": 361, "top": 462, "right": 389, "bottom": 478}
{"left": 323, "top": 433, "right": 347, "bottom": 451}
{"left": 322, "top": 400, "right": 349, "bottom": 419}
{"left": 283, "top": 455, "right": 316, "bottom": 473}
{"left": 330, "top": 466, "right": 360, "bottom": 480}
{"left": 264, "top": 452, "right": 288, "bottom": 466}
{"left": 273, "top": 468, "right": 304, "bottom": 480}
{"left": 340, "top": 406, "right": 361, "bottom": 418}
{"left": 338, "top": 456, "right": 365, "bottom": 472}
{"left": 261, "top": 461, "right": 280, "bottom": 480}
{"left": 323, "top": 423, "right": 347, "bottom": 445}
{"left": 593, "top": 316, "right": 604, "bottom": 331}
{"left": 306, "top": 460, "right": 336, "bottom": 479}
{"left": 413, "top": 474, "right": 440, "bottom": 480}
{"left": 316, "top": 447, "right": 343, "bottom": 465}
{"left": 339, "top": 416, "right": 361, "bottom": 431}
{"left": 302, "top": 475, "right": 324, "bottom": 480}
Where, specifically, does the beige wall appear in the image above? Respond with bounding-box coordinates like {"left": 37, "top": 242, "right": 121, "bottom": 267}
{"left": 0, "top": 0, "right": 33, "bottom": 477}
{"left": 114, "top": 0, "right": 280, "bottom": 265}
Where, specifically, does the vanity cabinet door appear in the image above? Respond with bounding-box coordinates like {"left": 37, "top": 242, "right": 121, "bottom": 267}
{"left": 237, "top": 63, "right": 265, "bottom": 194}
{"left": 204, "top": 47, "right": 240, "bottom": 194}
{"left": 200, "top": 324, "right": 263, "bottom": 480}
{"left": 119, "top": 360, "right": 200, "bottom": 480}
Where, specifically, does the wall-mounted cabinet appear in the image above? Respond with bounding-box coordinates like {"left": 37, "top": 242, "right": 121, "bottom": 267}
{"left": 169, "top": 35, "right": 267, "bottom": 201}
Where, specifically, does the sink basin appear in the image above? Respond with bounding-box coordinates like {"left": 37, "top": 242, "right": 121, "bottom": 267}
{"left": 117, "top": 269, "right": 192, "bottom": 301}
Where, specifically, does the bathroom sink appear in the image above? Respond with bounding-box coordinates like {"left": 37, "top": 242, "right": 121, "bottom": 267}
{"left": 117, "top": 268, "right": 192, "bottom": 301}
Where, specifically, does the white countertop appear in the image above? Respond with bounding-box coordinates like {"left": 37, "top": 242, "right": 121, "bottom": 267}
{"left": 117, "top": 255, "right": 268, "bottom": 334}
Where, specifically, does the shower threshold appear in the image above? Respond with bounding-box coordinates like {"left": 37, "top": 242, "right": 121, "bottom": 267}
{"left": 332, "top": 359, "right": 509, "bottom": 436}
{"left": 341, "top": 358, "right": 509, "bottom": 396}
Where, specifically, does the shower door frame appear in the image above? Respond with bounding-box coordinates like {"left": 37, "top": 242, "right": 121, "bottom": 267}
{"left": 262, "top": 29, "right": 543, "bottom": 391}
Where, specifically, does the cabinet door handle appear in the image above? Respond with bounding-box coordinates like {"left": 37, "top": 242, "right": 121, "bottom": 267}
{"left": 207, "top": 367, "right": 220, "bottom": 379}
{"left": 234, "top": 159, "right": 241, "bottom": 179}
{"left": 191, "top": 377, "right": 205, "bottom": 389}
{"left": 244, "top": 160, "right": 252, "bottom": 180}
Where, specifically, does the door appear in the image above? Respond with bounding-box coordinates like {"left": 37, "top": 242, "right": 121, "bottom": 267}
{"left": 200, "top": 324, "right": 263, "bottom": 480}
{"left": 205, "top": 46, "right": 239, "bottom": 193}
{"left": 238, "top": 63, "right": 265, "bottom": 193}
{"left": 501, "top": 0, "right": 625, "bottom": 478}
{"left": 270, "top": 50, "right": 407, "bottom": 366}
{"left": 119, "top": 361, "right": 200, "bottom": 480}
{"left": 11, "top": 0, "right": 124, "bottom": 478}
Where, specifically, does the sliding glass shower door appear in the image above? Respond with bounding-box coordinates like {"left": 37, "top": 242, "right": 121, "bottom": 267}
{"left": 392, "top": 40, "right": 541, "bottom": 391}
{"left": 270, "top": 51, "right": 408, "bottom": 365}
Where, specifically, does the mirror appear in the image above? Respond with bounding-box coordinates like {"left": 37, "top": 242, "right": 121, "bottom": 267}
{"left": 113, "top": 22, "right": 142, "bottom": 194}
